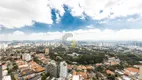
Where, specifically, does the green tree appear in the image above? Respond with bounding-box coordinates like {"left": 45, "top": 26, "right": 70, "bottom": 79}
{"left": 41, "top": 73, "right": 47, "bottom": 80}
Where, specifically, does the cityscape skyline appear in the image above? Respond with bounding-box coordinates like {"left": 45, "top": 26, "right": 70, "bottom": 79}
{"left": 1, "top": 1, "right": 142, "bottom": 80}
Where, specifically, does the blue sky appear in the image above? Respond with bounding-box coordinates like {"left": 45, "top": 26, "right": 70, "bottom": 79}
{"left": 1, "top": 9, "right": 141, "bottom": 34}
{"left": 0, "top": 0, "right": 142, "bottom": 41}
{"left": 0, "top": 5, "right": 93, "bottom": 33}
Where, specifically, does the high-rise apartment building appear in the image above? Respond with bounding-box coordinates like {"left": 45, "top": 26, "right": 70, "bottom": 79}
{"left": 59, "top": 61, "right": 68, "bottom": 78}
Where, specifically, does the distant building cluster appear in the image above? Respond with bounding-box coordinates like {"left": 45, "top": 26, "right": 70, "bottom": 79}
{"left": 1, "top": 41, "right": 142, "bottom": 80}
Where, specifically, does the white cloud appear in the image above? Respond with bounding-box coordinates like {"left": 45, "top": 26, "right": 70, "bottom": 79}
{"left": 0, "top": 0, "right": 142, "bottom": 28}
{"left": 12, "top": 31, "right": 25, "bottom": 35}
{"left": 0, "top": 0, "right": 52, "bottom": 28}
{"left": 1, "top": 29, "right": 142, "bottom": 41}
{"left": 48, "top": 0, "right": 142, "bottom": 20}
{"left": 86, "top": 26, "right": 94, "bottom": 29}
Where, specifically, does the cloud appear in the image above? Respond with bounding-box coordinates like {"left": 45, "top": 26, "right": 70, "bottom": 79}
{"left": 48, "top": 0, "right": 142, "bottom": 20}
{"left": 86, "top": 25, "right": 94, "bottom": 29}
{"left": 0, "top": 0, "right": 52, "bottom": 29}
{"left": 1, "top": 29, "right": 142, "bottom": 41}
{"left": 12, "top": 30, "right": 25, "bottom": 35}
{"left": 0, "top": 0, "right": 142, "bottom": 29}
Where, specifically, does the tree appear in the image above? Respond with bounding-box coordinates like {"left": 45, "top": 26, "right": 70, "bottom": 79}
{"left": 41, "top": 73, "right": 47, "bottom": 80}
{"left": 11, "top": 74, "right": 16, "bottom": 80}
{"left": 12, "top": 62, "right": 18, "bottom": 71}
{"left": 70, "top": 40, "right": 77, "bottom": 48}
{"left": 107, "top": 74, "right": 115, "bottom": 80}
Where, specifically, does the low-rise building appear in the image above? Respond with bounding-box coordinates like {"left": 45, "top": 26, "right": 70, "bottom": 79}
{"left": 124, "top": 67, "right": 139, "bottom": 76}
{"left": 29, "top": 61, "right": 45, "bottom": 72}
{"left": 108, "top": 57, "right": 120, "bottom": 65}
{"left": 2, "top": 75, "right": 11, "bottom": 80}
{"left": 106, "top": 70, "right": 115, "bottom": 75}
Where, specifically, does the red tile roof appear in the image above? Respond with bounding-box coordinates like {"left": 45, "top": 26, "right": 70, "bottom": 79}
{"left": 126, "top": 67, "right": 139, "bottom": 73}
{"left": 106, "top": 70, "right": 115, "bottom": 75}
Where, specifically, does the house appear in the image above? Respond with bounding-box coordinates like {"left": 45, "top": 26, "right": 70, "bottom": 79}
{"left": 2, "top": 75, "right": 11, "bottom": 80}
{"left": 106, "top": 70, "right": 115, "bottom": 75}
{"left": 108, "top": 57, "right": 120, "bottom": 65}
{"left": 124, "top": 67, "right": 139, "bottom": 76}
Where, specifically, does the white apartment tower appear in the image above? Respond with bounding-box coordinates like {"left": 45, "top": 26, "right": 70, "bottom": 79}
{"left": 59, "top": 61, "right": 68, "bottom": 78}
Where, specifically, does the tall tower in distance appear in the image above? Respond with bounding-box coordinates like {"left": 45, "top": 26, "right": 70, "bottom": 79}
{"left": 45, "top": 48, "right": 49, "bottom": 55}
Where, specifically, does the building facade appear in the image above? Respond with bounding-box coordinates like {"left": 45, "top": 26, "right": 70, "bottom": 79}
{"left": 22, "top": 53, "right": 31, "bottom": 61}
{"left": 45, "top": 48, "right": 49, "bottom": 55}
{"left": 59, "top": 61, "right": 68, "bottom": 78}
{"left": 47, "top": 60, "right": 59, "bottom": 78}
{"left": 0, "top": 65, "right": 2, "bottom": 80}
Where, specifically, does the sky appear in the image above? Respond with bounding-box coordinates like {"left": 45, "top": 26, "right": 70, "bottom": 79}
{"left": 0, "top": 0, "right": 142, "bottom": 41}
